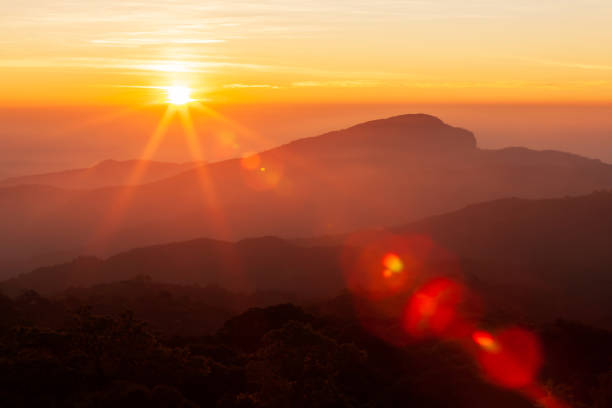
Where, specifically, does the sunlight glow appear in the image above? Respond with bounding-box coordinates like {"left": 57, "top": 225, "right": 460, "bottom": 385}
{"left": 166, "top": 86, "right": 193, "bottom": 105}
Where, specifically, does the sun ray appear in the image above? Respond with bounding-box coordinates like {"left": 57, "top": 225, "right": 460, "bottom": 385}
{"left": 190, "top": 101, "right": 348, "bottom": 207}
{"left": 193, "top": 101, "right": 345, "bottom": 190}
{"left": 86, "top": 105, "right": 176, "bottom": 253}
{"left": 177, "top": 106, "right": 231, "bottom": 239}
{"left": 190, "top": 102, "right": 262, "bottom": 144}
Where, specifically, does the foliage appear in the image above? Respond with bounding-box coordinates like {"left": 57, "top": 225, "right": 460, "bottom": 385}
{"left": 0, "top": 287, "right": 609, "bottom": 407}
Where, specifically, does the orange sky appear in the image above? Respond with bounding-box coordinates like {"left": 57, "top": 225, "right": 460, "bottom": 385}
{"left": 2, "top": 1, "right": 612, "bottom": 106}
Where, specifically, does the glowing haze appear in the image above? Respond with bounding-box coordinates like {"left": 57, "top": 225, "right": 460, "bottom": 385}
{"left": 2, "top": 0, "right": 612, "bottom": 106}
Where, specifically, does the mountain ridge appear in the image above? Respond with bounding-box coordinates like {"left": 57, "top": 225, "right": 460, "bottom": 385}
{"left": 2, "top": 113, "right": 612, "bottom": 276}
{"left": 0, "top": 159, "right": 203, "bottom": 190}
{"left": 3, "top": 190, "right": 612, "bottom": 328}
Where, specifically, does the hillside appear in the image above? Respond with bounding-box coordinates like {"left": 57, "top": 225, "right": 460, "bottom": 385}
{"left": 396, "top": 190, "right": 612, "bottom": 270}
{"left": 1, "top": 237, "right": 345, "bottom": 298}
{"left": 4, "top": 191, "right": 612, "bottom": 328}
{"left": 2, "top": 114, "right": 612, "bottom": 275}
{"left": 0, "top": 159, "right": 201, "bottom": 189}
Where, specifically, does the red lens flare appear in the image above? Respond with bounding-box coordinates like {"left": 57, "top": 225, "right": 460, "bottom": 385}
{"left": 472, "top": 330, "right": 500, "bottom": 353}
{"left": 475, "top": 327, "right": 542, "bottom": 389}
{"left": 403, "top": 277, "right": 470, "bottom": 339}
{"left": 341, "top": 233, "right": 438, "bottom": 299}
{"left": 339, "top": 233, "right": 446, "bottom": 346}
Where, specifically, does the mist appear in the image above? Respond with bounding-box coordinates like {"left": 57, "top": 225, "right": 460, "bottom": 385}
{"left": 2, "top": 103, "right": 611, "bottom": 179}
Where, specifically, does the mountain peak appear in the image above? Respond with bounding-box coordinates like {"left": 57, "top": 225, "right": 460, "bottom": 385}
{"left": 352, "top": 113, "right": 445, "bottom": 128}
{"left": 93, "top": 159, "right": 120, "bottom": 168}
{"left": 285, "top": 113, "right": 477, "bottom": 153}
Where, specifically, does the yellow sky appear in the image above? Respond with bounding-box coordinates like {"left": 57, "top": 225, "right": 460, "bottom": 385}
{"left": 2, "top": 0, "right": 612, "bottom": 106}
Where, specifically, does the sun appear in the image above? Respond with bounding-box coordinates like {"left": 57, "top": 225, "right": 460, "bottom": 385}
{"left": 166, "top": 85, "right": 193, "bottom": 105}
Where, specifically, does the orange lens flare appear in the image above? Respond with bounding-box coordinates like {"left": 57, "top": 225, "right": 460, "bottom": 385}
{"left": 476, "top": 327, "right": 542, "bottom": 389}
{"left": 382, "top": 253, "right": 403, "bottom": 274}
{"left": 241, "top": 153, "right": 261, "bottom": 170}
{"left": 241, "top": 161, "right": 283, "bottom": 192}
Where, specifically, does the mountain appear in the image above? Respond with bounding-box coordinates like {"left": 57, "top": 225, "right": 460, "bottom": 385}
{"left": 2, "top": 113, "right": 612, "bottom": 275}
{"left": 0, "top": 237, "right": 346, "bottom": 298}
{"left": 4, "top": 191, "right": 612, "bottom": 328}
{"left": 395, "top": 190, "right": 612, "bottom": 271}
{"left": 0, "top": 159, "right": 201, "bottom": 189}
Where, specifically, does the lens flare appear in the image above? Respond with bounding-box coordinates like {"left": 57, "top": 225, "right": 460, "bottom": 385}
{"left": 476, "top": 327, "right": 542, "bottom": 389}
{"left": 404, "top": 277, "right": 468, "bottom": 339}
{"left": 383, "top": 253, "right": 404, "bottom": 274}
{"left": 241, "top": 153, "right": 261, "bottom": 170}
{"left": 239, "top": 151, "right": 284, "bottom": 191}
{"left": 341, "top": 233, "right": 440, "bottom": 298}
{"left": 472, "top": 330, "right": 500, "bottom": 353}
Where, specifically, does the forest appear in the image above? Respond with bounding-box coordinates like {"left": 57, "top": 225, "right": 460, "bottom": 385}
{"left": 0, "top": 277, "right": 610, "bottom": 407}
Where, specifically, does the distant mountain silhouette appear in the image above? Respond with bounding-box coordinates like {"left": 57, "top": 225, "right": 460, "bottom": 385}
{"left": 395, "top": 190, "right": 612, "bottom": 271}
{"left": 3, "top": 191, "right": 612, "bottom": 328}
{"left": 1, "top": 237, "right": 346, "bottom": 298}
{"left": 0, "top": 159, "right": 201, "bottom": 189}
{"left": 2, "top": 113, "right": 612, "bottom": 275}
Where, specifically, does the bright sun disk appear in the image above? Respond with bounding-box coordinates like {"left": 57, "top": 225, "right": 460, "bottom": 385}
{"left": 166, "top": 86, "right": 193, "bottom": 105}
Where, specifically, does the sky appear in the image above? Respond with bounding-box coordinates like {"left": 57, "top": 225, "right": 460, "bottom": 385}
{"left": 1, "top": 1, "right": 612, "bottom": 178}
{"left": 2, "top": 0, "right": 612, "bottom": 106}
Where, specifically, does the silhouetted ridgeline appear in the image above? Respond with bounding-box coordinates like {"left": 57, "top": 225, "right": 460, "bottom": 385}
{"left": 1, "top": 237, "right": 346, "bottom": 298}
{"left": 0, "top": 159, "right": 202, "bottom": 190}
{"left": 3, "top": 191, "right": 612, "bottom": 329}
{"left": 3, "top": 114, "right": 612, "bottom": 274}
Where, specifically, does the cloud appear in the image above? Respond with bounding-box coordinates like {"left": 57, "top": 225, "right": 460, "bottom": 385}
{"left": 291, "top": 80, "right": 380, "bottom": 88}
{"left": 0, "top": 57, "right": 271, "bottom": 74}
{"left": 90, "top": 38, "right": 224, "bottom": 46}
{"left": 515, "top": 57, "right": 612, "bottom": 71}
{"left": 223, "top": 84, "right": 280, "bottom": 89}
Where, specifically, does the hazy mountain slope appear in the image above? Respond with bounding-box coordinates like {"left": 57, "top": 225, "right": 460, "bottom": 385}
{"left": 395, "top": 190, "right": 612, "bottom": 270}
{"left": 0, "top": 159, "right": 201, "bottom": 189}
{"left": 2, "top": 114, "right": 612, "bottom": 276}
{"left": 4, "top": 191, "right": 612, "bottom": 328}
{"left": 0, "top": 237, "right": 345, "bottom": 297}
{"left": 391, "top": 191, "right": 612, "bottom": 327}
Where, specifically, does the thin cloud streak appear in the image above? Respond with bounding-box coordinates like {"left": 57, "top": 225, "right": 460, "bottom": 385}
{"left": 223, "top": 84, "right": 280, "bottom": 89}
